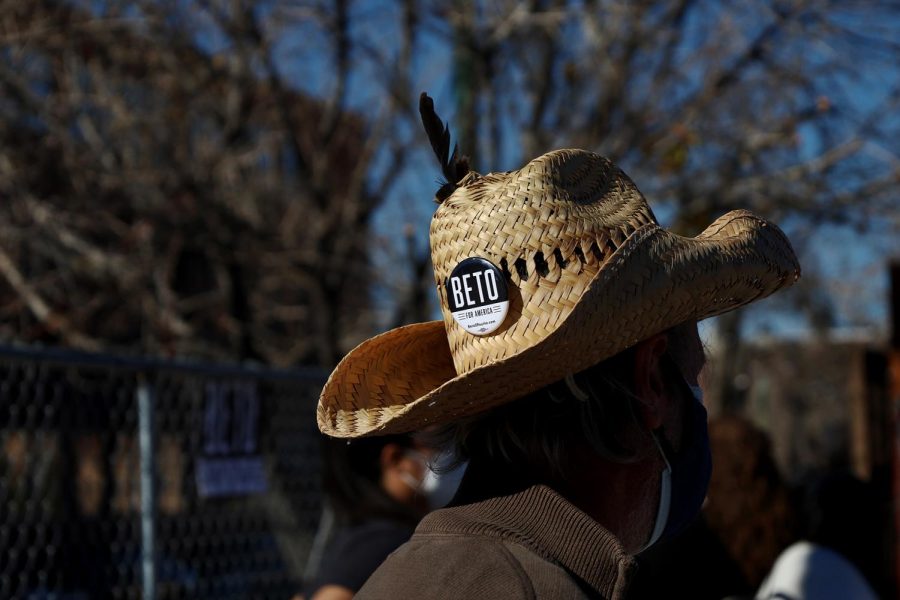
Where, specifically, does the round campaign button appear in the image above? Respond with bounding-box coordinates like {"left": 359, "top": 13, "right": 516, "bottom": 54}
{"left": 446, "top": 257, "right": 510, "bottom": 335}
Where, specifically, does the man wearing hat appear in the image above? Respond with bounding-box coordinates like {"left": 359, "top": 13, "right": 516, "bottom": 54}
{"left": 316, "top": 94, "right": 800, "bottom": 599}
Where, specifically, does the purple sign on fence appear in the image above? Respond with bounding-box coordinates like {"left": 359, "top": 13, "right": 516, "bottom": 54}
{"left": 196, "top": 380, "right": 267, "bottom": 498}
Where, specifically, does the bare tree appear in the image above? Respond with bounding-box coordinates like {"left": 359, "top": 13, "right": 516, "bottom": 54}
{"left": 0, "top": 0, "right": 425, "bottom": 366}
{"left": 0, "top": 0, "right": 897, "bottom": 375}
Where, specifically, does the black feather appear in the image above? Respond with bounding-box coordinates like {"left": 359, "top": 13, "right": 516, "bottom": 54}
{"left": 419, "top": 92, "right": 470, "bottom": 202}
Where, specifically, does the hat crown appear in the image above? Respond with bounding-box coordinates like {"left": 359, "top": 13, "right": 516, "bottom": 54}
{"left": 431, "top": 149, "right": 657, "bottom": 376}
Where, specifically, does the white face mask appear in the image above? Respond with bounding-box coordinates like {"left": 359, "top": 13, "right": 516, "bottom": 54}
{"left": 422, "top": 456, "right": 468, "bottom": 509}
{"left": 638, "top": 434, "right": 673, "bottom": 553}
{"left": 400, "top": 451, "right": 468, "bottom": 510}
{"left": 637, "top": 383, "right": 706, "bottom": 554}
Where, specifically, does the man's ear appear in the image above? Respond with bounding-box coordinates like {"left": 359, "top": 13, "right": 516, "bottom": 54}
{"left": 380, "top": 443, "right": 404, "bottom": 471}
{"left": 633, "top": 333, "right": 669, "bottom": 430}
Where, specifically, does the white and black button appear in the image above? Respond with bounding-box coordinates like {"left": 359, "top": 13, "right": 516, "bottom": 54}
{"left": 446, "top": 257, "right": 510, "bottom": 335}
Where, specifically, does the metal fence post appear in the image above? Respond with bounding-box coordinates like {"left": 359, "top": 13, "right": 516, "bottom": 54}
{"left": 137, "top": 380, "right": 157, "bottom": 600}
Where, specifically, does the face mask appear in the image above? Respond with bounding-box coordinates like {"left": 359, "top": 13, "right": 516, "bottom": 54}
{"left": 421, "top": 453, "right": 468, "bottom": 509}
{"left": 400, "top": 451, "right": 468, "bottom": 510}
{"left": 639, "top": 383, "right": 712, "bottom": 553}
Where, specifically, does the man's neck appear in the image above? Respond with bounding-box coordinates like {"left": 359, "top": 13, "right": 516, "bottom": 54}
{"left": 453, "top": 451, "right": 660, "bottom": 554}
{"left": 562, "top": 452, "right": 660, "bottom": 554}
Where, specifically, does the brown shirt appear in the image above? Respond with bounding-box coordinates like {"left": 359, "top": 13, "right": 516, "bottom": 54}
{"left": 356, "top": 484, "right": 636, "bottom": 599}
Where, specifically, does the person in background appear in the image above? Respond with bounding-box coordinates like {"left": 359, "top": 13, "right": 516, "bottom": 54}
{"left": 628, "top": 415, "right": 798, "bottom": 599}
{"left": 315, "top": 93, "right": 800, "bottom": 599}
{"left": 704, "top": 415, "right": 798, "bottom": 591}
{"left": 756, "top": 471, "right": 882, "bottom": 600}
{"left": 301, "top": 434, "right": 464, "bottom": 600}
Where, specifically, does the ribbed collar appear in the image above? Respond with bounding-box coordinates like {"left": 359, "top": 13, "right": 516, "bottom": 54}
{"left": 416, "top": 483, "right": 636, "bottom": 599}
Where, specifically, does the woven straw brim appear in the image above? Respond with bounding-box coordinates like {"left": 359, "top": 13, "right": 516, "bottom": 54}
{"left": 318, "top": 210, "right": 799, "bottom": 438}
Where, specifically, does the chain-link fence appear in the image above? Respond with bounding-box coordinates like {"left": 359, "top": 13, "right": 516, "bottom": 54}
{"left": 0, "top": 344, "right": 327, "bottom": 599}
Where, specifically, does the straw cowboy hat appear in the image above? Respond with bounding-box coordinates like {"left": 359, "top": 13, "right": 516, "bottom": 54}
{"left": 318, "top": 94, "right": 800, "bottom": 438}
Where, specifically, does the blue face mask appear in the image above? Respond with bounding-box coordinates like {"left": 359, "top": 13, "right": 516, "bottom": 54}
{"left": 639, "top": 383, "right": 712, "bottom": 552}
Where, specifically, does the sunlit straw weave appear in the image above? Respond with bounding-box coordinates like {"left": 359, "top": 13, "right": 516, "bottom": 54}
{"left": 318, "top": 149, "right": 800, "bottom": 438}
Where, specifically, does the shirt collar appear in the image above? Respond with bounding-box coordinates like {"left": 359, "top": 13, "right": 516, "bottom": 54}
{"left": 416, "top": 483, "right": 636, "bottom": 598}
